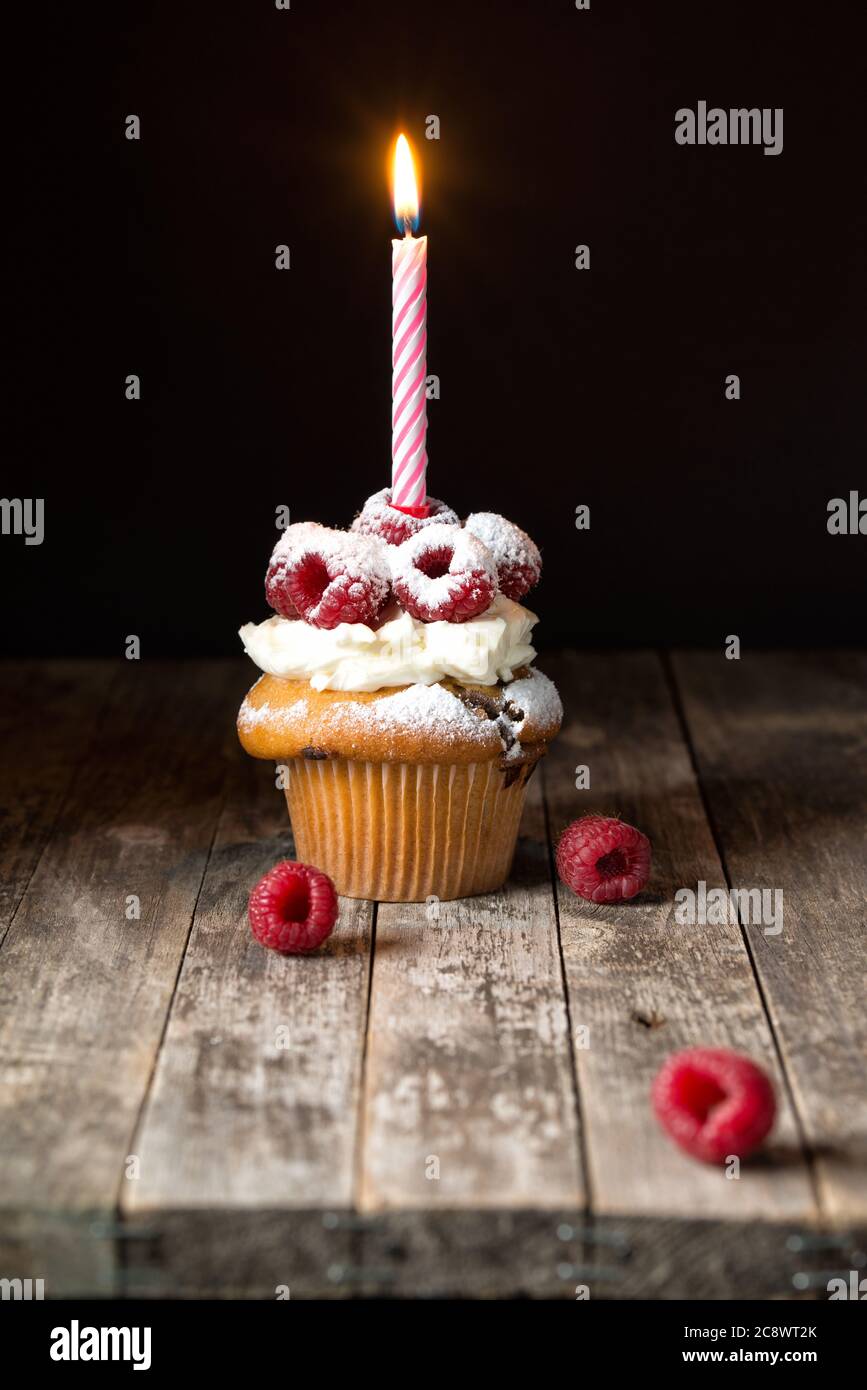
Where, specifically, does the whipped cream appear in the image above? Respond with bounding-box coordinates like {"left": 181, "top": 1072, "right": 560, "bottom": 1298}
{"left": 239, "top": 595, "right": 538, "bottom": 692}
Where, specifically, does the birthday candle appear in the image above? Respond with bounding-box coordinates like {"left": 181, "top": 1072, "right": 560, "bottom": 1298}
{"left": 390, "top": 134, "right": 428, "bottom": 514}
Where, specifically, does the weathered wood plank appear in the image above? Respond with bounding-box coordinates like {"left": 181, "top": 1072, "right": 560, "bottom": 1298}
{"left": 122, "top": 740, "right": 373, "bottom": 1298}
{"left": 543, "top": 650, "right": 818, "bottom": 1295}
{"left": 356, "top": 1209, "right": 591, "bottom": 1299}
{"left": 0, "top": 661, "right": 114, "bottom": 942}
{"left": 0, "top": 661, "right": 241, "bottom": 1295}
{"left": 357, "top": 767, "right": 584, "bottom": 1231}
{"left": 3, "top": 653, "right": 858, "bottom": 1298}
{"left": 672, "top": 650, "right": 867, "bottom": 1230}
{"left": 119, "top": 1209, "right": 360, "bottom": 1299}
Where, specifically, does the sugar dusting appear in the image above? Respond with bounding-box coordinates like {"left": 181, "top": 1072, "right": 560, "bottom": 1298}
{"left": 464, "top": 512, "right": 541, "bottom": 582}
{"left": 268, "top": 521, "right": 325, "bottom": 569}
{"left": 238, "top": 696, "right": 310, "bottom": 731}
{"left": 240, "top": 667, "right": 561, "bottom": 756}
{"left": 363, "top": 682, "right": 491, "bottom": 741}
{"left": 246, "top": 503, "right": 559, "bottom": 757}
{"left": 350, "top": 487, "right": 458, "bottom": 540}
{"left": 390, "top": 524, "right": 495, "bottom": 606}
{"left": 501, "top": 670, "right": 563, "bottom": 735}
{"left": 269, "top": 522, "right": 389, "bottom": 588}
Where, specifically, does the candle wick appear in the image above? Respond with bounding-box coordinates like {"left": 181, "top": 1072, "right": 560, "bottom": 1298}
{"left": 403, "top": 216, "right": 413, "bottom": 238}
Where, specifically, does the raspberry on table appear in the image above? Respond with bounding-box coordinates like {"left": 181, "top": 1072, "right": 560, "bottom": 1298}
{"left": 351, "top": 487, "right": 458, "bottom": 546}
{"left": 283, "top": 529, "right": 391, "bottom": 629}
{"left": 464, "top": 512, "right": 542, "bottom": 602}
{"left": 652, "top": 1047, "right": 777, "bottom": 1163}
{"left": 391, "top": 524, "right": 497, "bottom": 623}
{"left": 556, "top": 814, "right": 651, "bottom": 903}
{"left": 248, "top": 860, "right": 338, "bottom": 953}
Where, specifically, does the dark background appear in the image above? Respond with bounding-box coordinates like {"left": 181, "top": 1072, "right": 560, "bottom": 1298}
{"left": 6, "top": 0, "right": 866, "bottom": 655}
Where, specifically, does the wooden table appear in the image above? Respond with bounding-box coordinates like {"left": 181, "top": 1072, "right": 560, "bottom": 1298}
{"left": 1, "top": 653, "right": 864, "bottom": 1299}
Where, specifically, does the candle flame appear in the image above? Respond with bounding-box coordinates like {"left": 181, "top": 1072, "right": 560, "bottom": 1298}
{"left": 392, "top": 133, "right": 420, "bottom": 233}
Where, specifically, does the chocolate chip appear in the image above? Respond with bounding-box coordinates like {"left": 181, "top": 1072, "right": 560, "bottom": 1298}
{"left": 300, "top": 745, "right": 329, "bottom": 760}
{"left": 495, "top": 715, "right": 516, "bottom": 750}
{"left": 454, "top": 686, "right": 500, "bottom": 720}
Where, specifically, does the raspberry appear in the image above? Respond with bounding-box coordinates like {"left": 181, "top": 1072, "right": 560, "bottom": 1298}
{"left": 265, "top": 561, "right": 300, "bottom": 619}
{"left": 248, "top": 859, "right": 338, "bottom": 953}
{"left": 265, "top": 522, "right": 324, "bottom": 619}
{"left": 652, "top": 1048, "right": 777, "bottom": 1163}
{"left": 556, "top": 814, "right": 651, "bottom": 903}
{"left": 351, "top": 487, "right": 459, "bottom": 546}
{"left": 391, "top": 524, "right": 497, "bottom": 623}
{"left": 283, "top": 529, "right": 391, "bottom": 629}
{"left": 464, "top": 512, "right": 542, "bottom": 602}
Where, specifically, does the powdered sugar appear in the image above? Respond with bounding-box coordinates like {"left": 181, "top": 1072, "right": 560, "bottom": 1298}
{"left": 269, "top": 523, "right": 389, "bottom": 586}
{"left": 390, "top": 524, "right": 496, "bottom": 622}
{"left": 268, "top": 521, "right": 326, "bottom": 570}
{"left": 464, "top": 512, "right": 541, "bottom": 599}
{"left": 240, "top": 682, "right": 498, "bottom": 750}
{"left": 238, "top": 696, "right": 311, "bottom": 731}
{"left": 268, "top": 525, "right": 392, "bottom": 630}
{"left": 502, "top": 670, "right": 563, "bottom": 734}
{"left": 350, "top": 487, "right": 458, "bottom": 545}
{"left": 240, "top": 668, "right": 561, "bottom": 757}
{"left": 390, "top": 525, "right": 493, "bottom": 589}
{"left": 307, "top": 527, "right": 388, "bottom": 582}
{"left": 362, "top": 682, "right": 494, "bottom": 742}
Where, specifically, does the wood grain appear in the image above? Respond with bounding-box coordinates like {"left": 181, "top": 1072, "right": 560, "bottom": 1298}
{"left": 357, "top": 768, "right": 584, "bottom": 1227}
{"left": 544, "top": 650, "right": 818, "bottom": 1288}
{"left": 0, "top": 661, "right": 114, "bottom": 943}
{"left": 672, "top": 650, "right": 867, "bottom": 1229}
{"left": 0, "top": 661, "right": 242, "bottom": 1294}
{"left": 123, "top": 744, "right": 373, "bottom": 1297}
{"left": 1, "top": 654, "right": 862, "bottom": 1298}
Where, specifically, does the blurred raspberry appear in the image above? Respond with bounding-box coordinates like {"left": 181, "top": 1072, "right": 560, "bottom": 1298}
{"left": 652, "top": 1048, "right": 777, "bottom": 1163}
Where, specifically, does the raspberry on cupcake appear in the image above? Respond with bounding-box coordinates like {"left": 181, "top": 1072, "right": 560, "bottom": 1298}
{"left": 464, "top": 512, "right": 542, "bottom": 603}
{"left": 239, "top": 494, "right": 562, "bottom": 902}
{"left": 351, "top": 487, "right": 458, "bottom": 546}
{"left": 280, "top": 528, "right": 391, "bottom": 630}
{"left": 265, "top": 521, "right": 326, "bottom": 619}
{"left": 391, "top": 524, "right": 497, "bottom": 623}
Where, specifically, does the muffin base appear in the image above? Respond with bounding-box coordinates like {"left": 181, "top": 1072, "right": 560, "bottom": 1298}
{"left": 283, "top": 755, "right": 542, "bottom": 901}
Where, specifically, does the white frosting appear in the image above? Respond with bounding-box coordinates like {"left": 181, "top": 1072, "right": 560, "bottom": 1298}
{"left": 239, "top": 594, "right": 538, "bottom": 692}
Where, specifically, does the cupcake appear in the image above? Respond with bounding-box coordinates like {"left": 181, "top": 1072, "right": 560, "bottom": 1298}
{"left": 238, "top": 494, "right": 562, "bottom": 902}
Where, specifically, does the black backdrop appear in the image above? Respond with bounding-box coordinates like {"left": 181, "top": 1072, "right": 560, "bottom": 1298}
{"left": 5, "top": 0, "right": 866, "bottom": 655}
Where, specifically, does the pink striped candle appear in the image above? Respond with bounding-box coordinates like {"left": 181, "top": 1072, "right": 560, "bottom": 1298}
{"left": 391, "top": 135, "right": 429, "bottom": 515}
